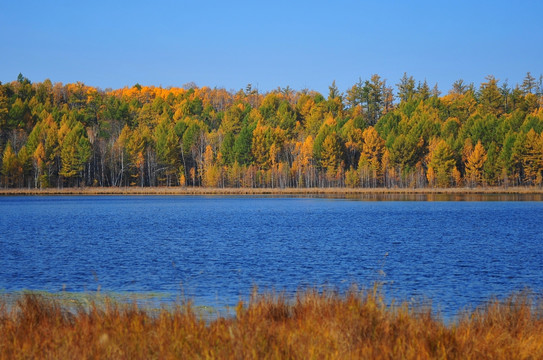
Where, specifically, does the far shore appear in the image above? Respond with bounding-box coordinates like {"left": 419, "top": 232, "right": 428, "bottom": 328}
{"left": 1, "top": 186, "right": 543, "bottom": 196}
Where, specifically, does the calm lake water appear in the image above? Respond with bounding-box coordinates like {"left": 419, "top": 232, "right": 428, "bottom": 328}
{"left": 1, "top": 195, "right": 542, "bottom": 318}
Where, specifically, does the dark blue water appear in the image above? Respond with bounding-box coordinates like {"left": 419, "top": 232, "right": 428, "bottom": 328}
{"left": 1, "top": 195, "right": 542, "bottom": 318}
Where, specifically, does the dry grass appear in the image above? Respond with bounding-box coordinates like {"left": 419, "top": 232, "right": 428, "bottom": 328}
{"left": 1, "top": 288, "right": 542, "bottom": 359}
{"left": 1, "top": 186, "right": 543, "bottom": 197}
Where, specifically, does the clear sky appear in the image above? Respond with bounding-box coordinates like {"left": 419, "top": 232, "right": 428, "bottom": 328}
{"left": 1, "top": 0, "right": 541, "bottom": 95}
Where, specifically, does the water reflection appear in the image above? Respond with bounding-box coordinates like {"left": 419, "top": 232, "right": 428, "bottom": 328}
{"left": 316, "top": 193, "right": 543, "bottom": 201}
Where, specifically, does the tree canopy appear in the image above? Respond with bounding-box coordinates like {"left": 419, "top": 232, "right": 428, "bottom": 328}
{"left": 1, "top": 73, "right": 542, "bottom": 188}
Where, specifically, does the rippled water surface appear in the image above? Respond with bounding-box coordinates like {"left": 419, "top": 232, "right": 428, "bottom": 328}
{"left": 1, "top": 195, "right": 542, "bottom": 317}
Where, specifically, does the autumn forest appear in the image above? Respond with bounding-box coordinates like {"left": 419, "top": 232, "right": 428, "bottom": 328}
{"left": 1, "top": 73, "right": 543, "bottom": 189}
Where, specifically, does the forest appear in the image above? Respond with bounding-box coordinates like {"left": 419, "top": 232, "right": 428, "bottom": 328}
{"left": 1, "top": 73, "right": 542, "bottom": 189}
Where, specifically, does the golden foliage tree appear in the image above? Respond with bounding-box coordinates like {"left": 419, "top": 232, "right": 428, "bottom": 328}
{"left": 2, "top": 142, "right": 20, "bottom": 187}
{"left": 427, "top": 140, "right": 456, "bottom": 188}
{"left": 358, "top": 126, "right": 385, "bottom": 186}
{"left": 321, "top": 132, "right": 342, "bottom": 177}
{"left": 522, "top": 129, "right": 543, "bottom": 185}
{"left": 465, "top": 141, "right": 487, "bottom": 186}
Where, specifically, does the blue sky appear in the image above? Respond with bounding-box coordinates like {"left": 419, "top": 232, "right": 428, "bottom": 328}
{"left": 1, "top": 0, "right": 541, "bottom": 95}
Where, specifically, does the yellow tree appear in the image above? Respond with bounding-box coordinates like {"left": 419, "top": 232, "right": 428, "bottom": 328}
{"left": 361, "top": 127, "right": 384, "bottom": 165}
{"left": 358, "top": 126, "right": 384, "bottom": 186}
{"left": 452, "top": 166, "right": 462, "bottom": 187}
{"left": 465, "top": 140, "right": 487, "bottom": 187}
{"left": 300, "top": 136, "right": 314, "bottom": 169}
{"left": 321, "top": 132, "right": 342, "bottom": 182}
{"left": 203, "top": 145, "right": 220, "bottom": 187}
{"left": 33, "top": 142, "right": 47, "bottom": 188}
{"left": 522, "top": 129, "right": 543, "bottom": 185}
{"left": 220, "top": 104, "right": 244, "bottom": 135}
{"left": 189, "top": 167, "right": 196, "bottom": 186}
{"left": 268, "top": 142, "right": 279, "bottom": 187}
{"left": 426, "top": 167, "right": 436, "bottom": 187}
{"left": 228, "top": 161, "right": 242, "bottom": 187}
{"left": 251, "top": 122, "right": 272, "bottom": 169}
{"left": 304, "top": 102, "right": 327, "bottom": 136}
{"left": 345, "top": 167, "right": 359, "bottom": 188}
{"left": 461, "top": 138, "right": 474, "bottom": 166}
{"left": 427, "top": 139, "right": 456, "bottom": 188}
{"left": 178, "top": 165, "right": 186, "bottom": 187}
{"left": 294, "top": 135, "right": 315, "bottom": 187}
{"left": 342, "top": 120, "right": 363, "bottom": 167}
{"left": 2, "top": 142, "right": 20, "bottom": 187}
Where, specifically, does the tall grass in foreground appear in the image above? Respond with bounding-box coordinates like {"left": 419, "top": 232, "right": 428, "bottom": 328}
{"left": 1, "top": 288, "right": 542, "bottom": 359}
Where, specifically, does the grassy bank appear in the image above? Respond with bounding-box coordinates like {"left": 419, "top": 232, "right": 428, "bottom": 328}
{"left": 1, "top": 289, "right": 542, "bottom": 359}
{"left": 1, "top": 186, "right": 543, "bottom": 196}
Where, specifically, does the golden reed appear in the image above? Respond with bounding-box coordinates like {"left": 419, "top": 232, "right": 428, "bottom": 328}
{"left": 1, "top": 288, "right": 542, "bottom": 359}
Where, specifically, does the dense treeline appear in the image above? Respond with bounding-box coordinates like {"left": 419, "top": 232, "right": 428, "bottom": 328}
{"left": 1, "top": 73, "right": 542, "bottom": 189}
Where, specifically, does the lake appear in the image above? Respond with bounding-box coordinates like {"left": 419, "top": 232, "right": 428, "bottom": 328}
{"left": 1, "top": 195, "right": 542, "bottom": 318}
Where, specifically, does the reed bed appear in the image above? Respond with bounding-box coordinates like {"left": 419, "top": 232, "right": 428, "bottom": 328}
{"left": 1, "top": 288, "right": 542, "bottom": 359}
{"left": 1, "top": 186, "right": 543, "bottom": 196}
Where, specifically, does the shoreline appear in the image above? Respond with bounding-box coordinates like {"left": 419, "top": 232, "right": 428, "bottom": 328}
{"left": 1, "top": 186, "right": 543, "bottom": 196}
